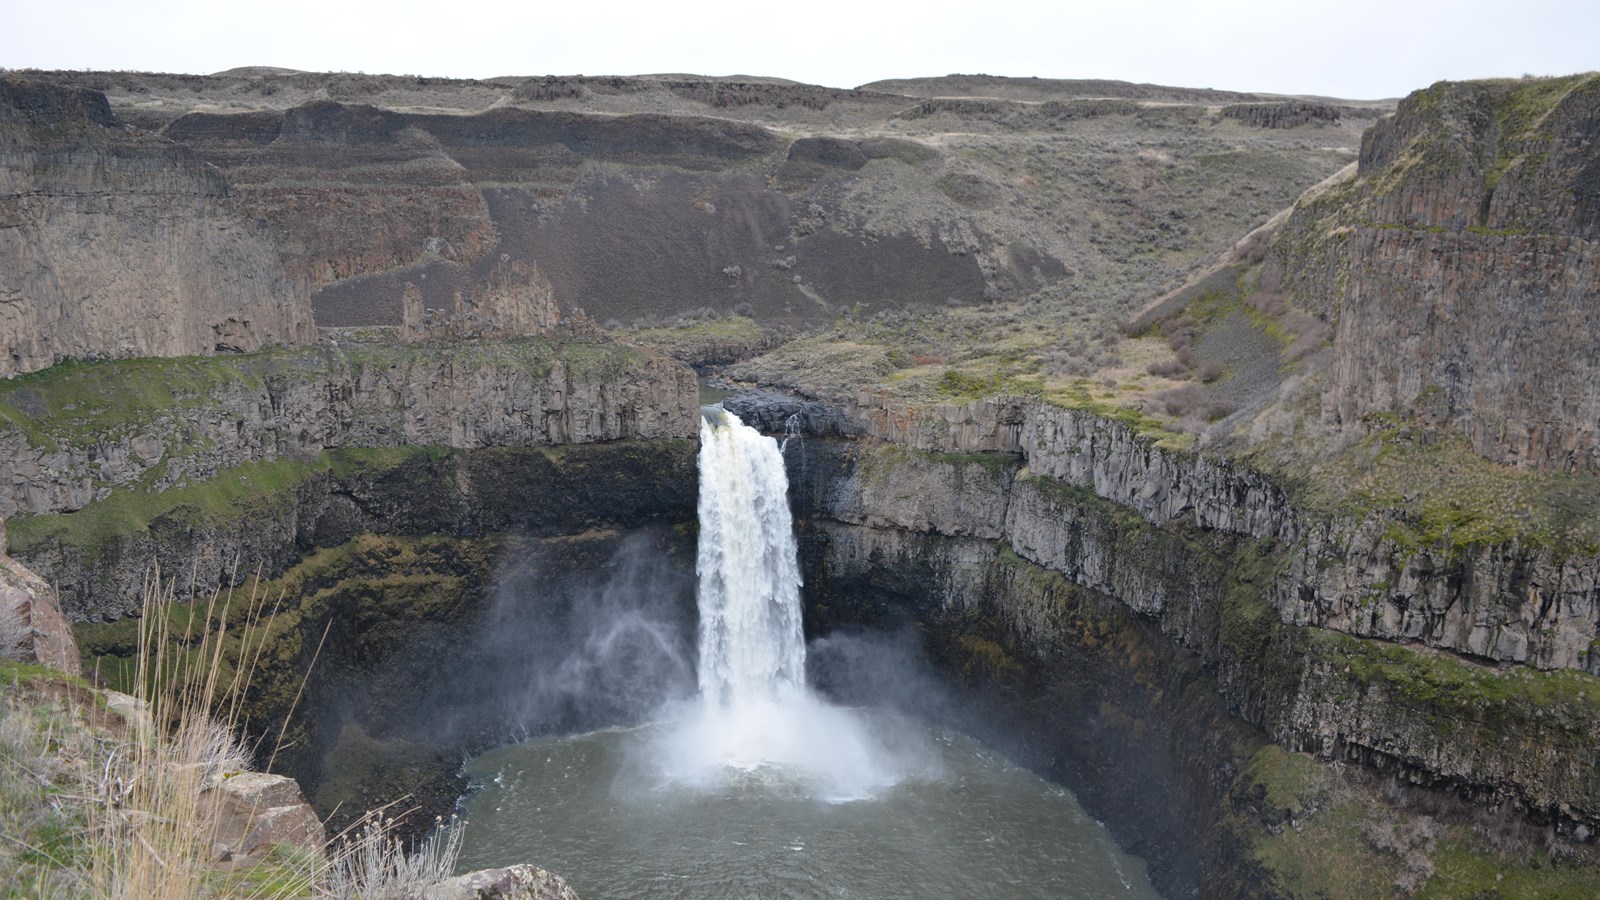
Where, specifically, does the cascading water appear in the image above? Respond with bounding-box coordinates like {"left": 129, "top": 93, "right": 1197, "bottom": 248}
{"left": 654, "top": 407, "right": 935, "bottom": 800}
{"left": 694, "top": 406, "right": 807, "bottom": 709}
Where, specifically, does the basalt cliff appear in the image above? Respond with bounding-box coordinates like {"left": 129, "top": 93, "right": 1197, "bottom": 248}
{"left": 1267, "top": 74, "right": 1600, "bottom": 472}
{"left": 0, "top": 78, "right": 313, "bottom": 376}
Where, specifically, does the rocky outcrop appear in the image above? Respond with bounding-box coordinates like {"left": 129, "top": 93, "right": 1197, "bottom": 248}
{"left": 0, "top": 79, "right": 314, "bottom": 377}
{"left": 1220, "top": 102, "right": 1343, "bottom": 129}
{"left": 859, "top": 74, "right": 1264, "bottom": 105}
{"left": 0, "top": 334, "right": 697, "bottom": 519}
{"left": 721, "top": 391, "right": 864, "bottom": 436}
{"left": 788, "top": 430, "right": 1600, "bottom": 855}
{"left": 0, "top": 521, "right": 81, "bottom": 673}
{"left": 401, "top": 258, "right": 566, "bottom": 342}
{"left": 15, "top": 438, "right": 696, "bottom": 622}
{"left": 747, "top": 387, "right": 1600, "bottom": 862}
{"left": 1266, "top": 74, "right": 1600, "bottom": 473}
{"left": 424, "top": 865, "right": 581, "bottom": 900}
{"left": 204, "top": 771, "right": 324, "bottom": 864}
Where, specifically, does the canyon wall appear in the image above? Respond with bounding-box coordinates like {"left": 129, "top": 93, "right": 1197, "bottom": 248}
{"left": 0, "top": 79, "right": 314, "bottom": 376}
{"left": 773, "top": 399, "right": 1600, "bottom": 894}
{"left": 0, "top": 333, "right": 696, "bottom": 519}
{"left": 734, "top": 392, "right": 1600, "bottom": 675}
{"left": 7, "top": 70, "right": 1357, "bottom": 333}
{"left": 1266, "top": 74, "right": 1600, "bottom": 473}
{"left": 0, "top": 333, "right": 698, "bottom": 619}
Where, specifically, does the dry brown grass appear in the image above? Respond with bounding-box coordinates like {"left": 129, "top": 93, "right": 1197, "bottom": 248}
{"left": 3, "top": 571, "right": 468, "bottom": 897}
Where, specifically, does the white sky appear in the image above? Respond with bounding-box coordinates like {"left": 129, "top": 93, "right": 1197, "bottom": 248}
{"left": 3, "top": 0, "right": 1595, "bottom": 100}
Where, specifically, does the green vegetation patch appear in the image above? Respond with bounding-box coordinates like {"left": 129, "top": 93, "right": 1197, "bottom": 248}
{"left": 0, "top": 351, "right": 297, "bottom": 452}
{"left": 0, "top": 335, "right": 655, "bottom": 457}
{"left": 0, "top": 660, "right": 108, "bottom": 896}
{"left": 1236, "top": 736, "right": 1600, "bottom": 898}
{"left": 1314, "top": 630, "right": 1600, "bottom": 731}
{"left": 1301, "top": 429, "right": 1600, "bottom": 555}
{"left": 618, "top": 316, "right": 768, "bottom": 364}
{"left": 76, "top": 533, "right": 500, "bottom": 740}
{"left": 1422, "top": 834, "right": 1600, "bottom": 898}
{"left": 1244, "top": 744, "right": 1331, "bottom": 821}
{"left": 6, "top": 447, "right": 442, "bottom": 563}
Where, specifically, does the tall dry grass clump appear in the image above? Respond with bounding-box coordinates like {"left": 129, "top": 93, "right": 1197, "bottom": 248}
{"left": 3, "top": 569, "right": 468, "bottom": 897}
{"left": 82, "top": 572, "right": 319, "bottom": 898}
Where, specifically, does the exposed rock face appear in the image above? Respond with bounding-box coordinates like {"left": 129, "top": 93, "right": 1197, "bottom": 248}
{"left": 401, "top": 258, "right": 563, "bottom": 342}
{"left": 0, "top": 79, "right": 314, "bottom": 377}
{"left": 796, "top": 392, "right": 1600, "bottom": 673}
{"left": 721, "top": 391, "right": 864, "bottom": 436}
{"left": 1220, "top": 101, "right": 1344, "bottom": 129}
{"left": 1267, "top": 74, "right": 1600, "bottom": 472}
{"left": 424, "top": 864, "right": 581, "bottom": 900}
{"left": 204, "top": 771, "right": 325, "bottom": 864}
{"left": 21, "top": 439, "right": 697, "bottom": 623}
{"left": 0, "top": 335, "right": 697, "bottom": 519}
{"left": 0, "top": 522, "right": 81, "bottom": 674}
{"left": 5, "top": 70, "right": 1354, "bottom": 333}
{"left": 754, "top": 391, "right": 1600, "bottom": 853}
{"left": 163, "top": 101, "right": 790, "bottom": 309}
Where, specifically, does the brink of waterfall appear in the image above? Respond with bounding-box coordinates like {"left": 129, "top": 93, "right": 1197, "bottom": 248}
{"left": 649, "top": 406, "right": 940, "bottom": 802}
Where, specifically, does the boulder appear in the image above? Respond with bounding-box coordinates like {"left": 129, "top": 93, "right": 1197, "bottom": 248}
{"left": 423, "top": 864, "right": 581, "bottom": 900}
{"left": 0, "top": 521, "right": 82, "bottom": 674}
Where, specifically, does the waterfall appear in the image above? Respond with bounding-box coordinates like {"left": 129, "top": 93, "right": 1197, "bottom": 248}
{"left": 695, "top": 406, "right": 807, "bottom": 708}
{"left": 651, "top": 405, "right": 938, "bottom": 801}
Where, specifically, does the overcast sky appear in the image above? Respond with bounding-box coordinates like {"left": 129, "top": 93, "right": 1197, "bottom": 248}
{"left": 4, "top": 0, "right": 1595, "bottom": 100}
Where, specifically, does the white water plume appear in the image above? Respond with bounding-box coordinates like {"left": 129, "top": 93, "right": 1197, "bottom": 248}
{"left": 695, "top": 406, "right": 807, "bottom": 709}
{"left": 650, "top": 407, "right": 940, "bottom": 802}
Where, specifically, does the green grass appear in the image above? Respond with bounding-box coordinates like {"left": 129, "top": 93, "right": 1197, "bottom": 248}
{"left": 1315, "top": 630, "right": 1600, "bottom": 728}
{"left": 618, "top": 316, "right": 767, "bottom": 363}
{"left": 1244, "top": 744, "right": 1328, "bottom": 821}
{"left": 1300, "top": 430, "right": 1600, "bottom": 555}
{"left": 1247, "top": 787, "right": 1398, "bottom": 898}
{"left": 5, "top": 447, "right": 447, "bottom": 562}
{"left": 0, "top": 335, "right": 654, "bottom": 457}
{"left": 1423, "top": 835, "right": 1600, "bottom": 899}
{"left": 1237, "top": 742, "right": 1600, "bottom": 898}
{"left": 0, "top": 657, "right": 92, "bottom": 690}
{"left": 1483, "top": 74, "right": 1595, "bottom": 186}
{"left": 0, "top": 660, "right": 101, "bottom": 896}
{"left": 0, "top": 353, "right": 286, "bottom": 452}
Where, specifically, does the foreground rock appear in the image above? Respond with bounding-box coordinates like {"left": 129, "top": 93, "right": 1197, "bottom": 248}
{"left": 204, "top": 772, "right": 324, "bottom": 864}
{"left": 0, "top": 519, "right": 80, "bottom": 673}
{"left": 425, "top": 865, "right": 581, "bottom": 900}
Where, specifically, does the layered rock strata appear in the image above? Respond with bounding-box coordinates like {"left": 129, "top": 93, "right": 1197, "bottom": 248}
{"left": 0, "top": 334, "right": 697, "bottom": 519}
{"left": 0, "top": 79, "right": 313, "bottom": 376}
{"left": 763, "top": 391, "right": 1600, "bottom": 673}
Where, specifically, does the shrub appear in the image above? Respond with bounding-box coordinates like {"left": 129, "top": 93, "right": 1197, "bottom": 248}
{"left": 1160, "top": 383, "right": 1237, "bottom": 424}
{"left": 1148, "top": 358, "right": 1188, "bottom": 378}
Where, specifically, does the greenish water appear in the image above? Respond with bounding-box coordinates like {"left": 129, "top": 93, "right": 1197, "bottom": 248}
{"left": 698, "top": 376, "right": 736, "bottom": 406}
{"left": 454, "top": 711, "right": 1159, "bottom": 899}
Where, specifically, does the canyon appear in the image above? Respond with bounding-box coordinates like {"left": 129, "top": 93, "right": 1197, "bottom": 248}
{"left": 2, "top": 66, "right": 1598, "bottom": 898}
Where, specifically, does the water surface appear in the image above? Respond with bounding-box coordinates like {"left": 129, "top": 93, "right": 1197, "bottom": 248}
{"left": 455, "top": 711, "right": 1159, "bottom": 900}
